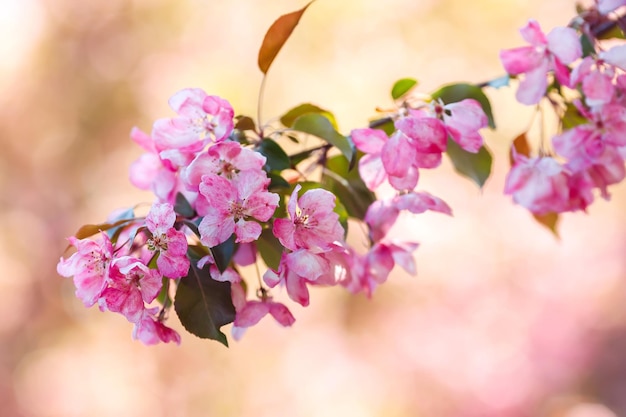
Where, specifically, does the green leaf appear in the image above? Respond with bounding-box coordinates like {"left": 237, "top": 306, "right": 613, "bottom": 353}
{"left": 174, "top": 192, "right": 195, "bottom": 218}
{"left": 368, "top": 117, "right": 395, "bottom": 136}
{"left": 431, "top": 82, "right": 496, "bottom": 129}
{"left": 446, "top": 138, "right": 492, "bottom": 188}
{"left": 258, "top": 1, "right": 315, "bottom": 74}
{"left": 280, "top": 103, "right": 338, "bottom": 129}
{"left": 562, "top": 102, "right": 588, "bottom": 130}
{"left": 288, "top": 145, "right": 325, "bottom": 167}
{"left": 210, "top": 234, "right": 236, "bottom": 274}
{"left": 292, "top": 113, "right": 356, "bottom": 168}
{"left": 174, "top": 255, "right": 236, "bottom": 346}
{"left": 257, "top": 228, "right": 284, "bottom": 270}
{"left": 532, "top": 212, "right": 560, "bottom": 238}
{"left": 486, "top": 75, "right": 510, "bottom": 89}
{"left": 257, "top": 138, "right": 290, "bottom": 171}
{"left": 580, "top": 34, "right": 595, "bottom": 58}
{"left": 268, "top": 172, "right": 291, "bottom": 192}
{"left": 391, "top": 78, "right": 418, "bottom": 100}
{"left": 321, "top": 154, "right": 375, "bottom": 220}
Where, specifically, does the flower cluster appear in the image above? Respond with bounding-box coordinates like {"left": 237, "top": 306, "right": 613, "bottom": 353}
{"left": 502, "top": 3, "right": 626, "bottom": 215}
{"left": 58, "top": 82, "right": 459, "bottom": 346}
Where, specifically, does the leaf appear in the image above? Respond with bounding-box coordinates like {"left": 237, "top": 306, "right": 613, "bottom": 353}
{"left": 268, "top": 172, "right": 291, "bottom": 192}
{"left": 509, "top": 132, "right": 531, "bottom": 166}
{"left": 431, "top": 82, "right": 496, "bottom": 129}
{"left": 280, "top": 103, "right": 338, "bottom": 129}
{"left": 486, "top": 74, "right": 510, "bottom": 89}
{"left": 174, "top": 192, "right": 195, "bottom": 218}
{"left": 562, "top": 102, "right": 588, "bottom": 130}
{"left": 368, "top": 117, "right": 395, "bottom": 136}
{"left": 257, "top": 228, "right": 284, "bottom": 270}
{"left": 73, "top": 217, "right": 135, "bottom": 240}
{"left": 234, "top": 115, "right": 256, "bottom": 131}
{"left": 321, "top": 154, "right": 376, "bottom": 220}
{"left": 174, "top": 251, "right": 236, "bottom": 346}
{"left": 446, "top": 138, "right": 492, "bottom": 188}
{"left": 258, "top": 1, "right": 315, "bottom": 74}
{"left": 257, "top": 138, "right": 290, "bottom": 171}
{"left": 533, "top": 212, "right": 560, "bottom": 238}
{"left": 292, "top": 113, "right": 356, "bottom": 168}
{"left": 288, "top": 145, "right": 326, "bottom": 167}
{"left": 210, "top": 234, "right": 236, "bottom": 273}
{"left": 391, "top": 78, "right": 418, "bottom": 100}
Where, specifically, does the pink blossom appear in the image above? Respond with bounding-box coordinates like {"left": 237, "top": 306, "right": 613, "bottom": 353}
{"left": 57, "top": 233, "right": 113, "bottom": 307}
{"left": 145, "top": 203, "right": 190, "bottom": 279}
{"left": 597, "top": 0, "right": 626, "bottom": 14}
{"left": 599, "top": 45, "right": 626, "bottom": 71}
{"left": 264, "top": 249, "right": 333, "bottom": 306}
{"left": 132, "top": 307, "right": 181, "bottom": 345}
{"left": 504, "top": 154, "right": 570, "bottom": 214}
{"left": 364, "top": 200, "right": 400, "bottom": 243}
{"left": 230, "top": 283, "right": 295, "bottom": 340}
{"left": 182, "top": 141, "right": 266, "bottom": 191}
{"left": 99, "top": 256, "right": 163, "bottom": 323}
{"left": 152, "top": 88, "right": 234, "bottom": 151}
{"left": 552, "top": 102, "right": 626, "bottom": 164}
{"left": 351, "top": 128, "right": 420, "bottom": 191}
{"left": 273, "top": 185, "right": 344, "bottom": 253}
{"left": 197, "top": 171, "right": 278, "bottom": 247}
{"left": 500, "top": 20, "right": 582, "bottom": 105}
{"left": 441, "top": 99, "right": 488, "bottom": 153}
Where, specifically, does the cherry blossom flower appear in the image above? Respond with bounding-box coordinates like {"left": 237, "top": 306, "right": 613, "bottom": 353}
{"left": 570, "top": 57, "right": 616, "bottom": 107}
{"left": 182, "top": 141, "right": 266, "bottom": 191}
{"left": 597, "top": 0, "right": 626, "bottom": 14}
{"left": 132, "top": 307, "right": 181, "bottom": 345}
{"left": 264, "top": 249, "right": 334, "bottom": 306}
{"left": 504, "top": 154, "right": 570, "bottom": 214}
{"left": 128, "top": 127, "right": 186, "bottom": 204}
{"left": 57, "top": 233, "right": 113, "bottom": 307}
{"left": 230, "top": 282, "right": 295, "bottom": 340}
{"left": 273, "top": 185, "right": 344, "bottom": 253}
{"left": 145, "top": 202, "right": 190, "bottom": 279}
{"left": 152, "top": 88, "right": 234, "bottom": 151}
{"left": 197, "top": 171, "right": 279, "bottom": 247}
{"left": 99, "top": 256, "right": 163, "bottom": 323}
{"left": 500, "top": 20, "right": 582, "bottom": 105}
{"left": 351, "top": 128, "right": 420, "bottom": 191}
{"left": 441, "top": 99, "right": 489, "bottom": 153}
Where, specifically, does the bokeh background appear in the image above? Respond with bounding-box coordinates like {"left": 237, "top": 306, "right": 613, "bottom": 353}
{"left": 2, "top": 0, "right": 626, "bottom": 416}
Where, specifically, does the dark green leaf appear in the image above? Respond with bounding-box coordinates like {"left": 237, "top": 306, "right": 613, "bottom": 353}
{"left": 321, "top": 154, "right": 375, "bottom": 220}
{"left": 368, "top": 117, "right": 395, "bottom": 136}
{"left": 210, "top": 234, "right": 236, "bottom": 274}
{"left": 257, "top": 138, "right": 290, "bottom": 171}
{"left": 234, "top": 115, "right": 256, "bottom": 131}
{"left": 268, "top": 172, "right": 291, "bottom": 192}
{"left": 257, "top": 228, "right": 284, "bottom": 270}
{"left": 431, "top": 82, "right": 496, "bottom": 129}
{"left": 580, "top": 34, "right": 595, "bottom": 58}
{"left": 280, "top": 103, "right": 338, "bottom": 129}
{"left": 391, "top": 78, "right": 418, "bottom": 100}
{"left": 258, "top": 1, "right": 315, "bottom": 74}
{"left": 174, "top": 192, "right": 195, "bottom": 218}
{"left": 292, "top": 113, "right": 356, "bottom": 168}
{"left": 174, "top": 256, "right": 235, "bottom": 346}
{"left": 446, "top": 138, "right": 492, "bottom": 188}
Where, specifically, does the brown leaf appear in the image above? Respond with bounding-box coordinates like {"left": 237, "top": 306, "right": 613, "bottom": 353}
{"left": 532, "top": 212, "right": 560, "bottom": 238}
{"left": 509, "top": 132, "right": 531, "bottom": 166}
{"left": 258, "top": 1, "right": 315, "bottom": 74}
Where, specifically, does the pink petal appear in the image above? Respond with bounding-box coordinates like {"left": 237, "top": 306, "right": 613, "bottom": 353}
{"left": 516, "top": 60, "right": 549, "bottom": 105}
{"left": 520, "top": 19, "right": 547, "bottom": 46}
{"left": 546, "top": 27, "right": 582, "bottom": 64}
{"left": 268, "top": 302, "right": 296, "bottom": 327}
{"left": 600, "top": 45, "right": 626, "bottom": 71}
{"left": 500, "top": 46, "right": 543, "bottom": 75}
{"left": 350, "top": 128, "right": 387, "bottom": 154}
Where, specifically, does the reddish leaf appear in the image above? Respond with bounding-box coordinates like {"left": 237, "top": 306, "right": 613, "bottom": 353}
{"left": 258, "top": 1, "right": 315, "bottom": 74}
{"left": 533, "top": 212, "right": 560, "bottom": 238}
{"left": 509, "top": 132, "right": 530, "bottom": 166}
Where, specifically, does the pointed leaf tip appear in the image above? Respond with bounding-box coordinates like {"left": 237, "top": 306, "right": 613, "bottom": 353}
{"left": 258, "top": 1, "right": 315, "bottom": 74}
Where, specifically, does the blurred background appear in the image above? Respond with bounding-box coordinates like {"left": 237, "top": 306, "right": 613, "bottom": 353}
{"left": 2, "top": 0, "right": 626, "bottom": 416}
